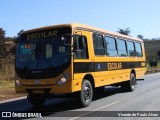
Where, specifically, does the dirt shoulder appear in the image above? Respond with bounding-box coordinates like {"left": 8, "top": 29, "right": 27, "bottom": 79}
{"left": 0, "top": 80, "right": 26, "bottom": 101}
{"left": 146, "top": 68, "right": 160, "bottom": 74}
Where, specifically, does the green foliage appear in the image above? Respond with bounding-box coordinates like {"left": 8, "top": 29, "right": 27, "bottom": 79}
{"left": 17, "top": 29, "right": 24, "bottom": 37}
{"left": 137, "top": 34, "right": 144, "bottom": 40}
{"left": 0, "top": 28, "right": 6, "bottom": 59}
{"left": 0, "top": 28, "right": 5, "bottom": 38}
{"left": 117, "top": 28, "right": 131, "bottom": 35}
{"left": 144, "top": 40, "right": 160, "bottom": 61}
{"left": 0, "top": 27, "right": 17, "bottom": 80}
{"left": 157, "top": 50, "right": 160, "bottom": 59}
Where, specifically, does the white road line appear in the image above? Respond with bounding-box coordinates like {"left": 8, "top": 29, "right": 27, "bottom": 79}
{"left": 0, "top": 96, "right": 26, "bottom": 104}
{"left": 69, "top": 100, "right": 120, "bottom": 120}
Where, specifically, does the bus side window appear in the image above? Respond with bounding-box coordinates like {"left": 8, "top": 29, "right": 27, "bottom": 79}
{"left": 127, "top": 41, "right": 136, "bottom": 57}
{"left": 74, "top": 35, "right": 88, "bottom": 59}
{"left": 92, "top": 33, "right": 105, "bottom": 55}
{"left": 104, "top": 36, "right": 118, "bottom": 56}
{"left": 135, "top": 42, "right": 143, "bottom": 57}
{"left": 117, "top": 39, "right": 127, "bottom": 57}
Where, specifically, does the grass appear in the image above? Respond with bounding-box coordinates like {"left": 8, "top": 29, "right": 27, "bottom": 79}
{"left": 0, "top": 80, "right": 26, "bottom": 101}
{"left": 146, "top": 61, "right": 160, "bottom": 74}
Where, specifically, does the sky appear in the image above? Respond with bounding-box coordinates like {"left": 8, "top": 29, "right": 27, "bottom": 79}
{"left": 1, "top": 0, "right": 160, "bottom": 39}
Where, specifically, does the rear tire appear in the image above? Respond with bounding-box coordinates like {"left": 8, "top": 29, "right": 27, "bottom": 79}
{"left": 76, "top": 79, "right": 93, "bottom": 107}
{"left": 121, "top": 73, "right": 136, "bottom": 92}
{"left": 28, "top": 94, "right": 46, "bottom": 107}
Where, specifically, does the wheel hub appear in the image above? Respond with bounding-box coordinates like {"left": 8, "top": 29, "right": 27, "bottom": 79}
{"left": 83, "top": 85, "right": 91, "bottom": 102}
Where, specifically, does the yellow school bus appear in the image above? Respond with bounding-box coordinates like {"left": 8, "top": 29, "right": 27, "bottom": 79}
{"left": 15, "top": 23, "right": 146, "bottom": 107}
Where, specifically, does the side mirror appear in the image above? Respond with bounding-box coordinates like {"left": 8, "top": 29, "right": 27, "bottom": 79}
{"left": 61, "top": 35, "right": 72, "bottom": 46}
{"left": 61, "top": 35, "right": 66, "bottom": 43}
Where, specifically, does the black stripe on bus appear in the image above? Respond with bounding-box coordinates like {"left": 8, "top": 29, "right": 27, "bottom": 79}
{"left": 74, "top": 62, "right": 146, "bottom": 73}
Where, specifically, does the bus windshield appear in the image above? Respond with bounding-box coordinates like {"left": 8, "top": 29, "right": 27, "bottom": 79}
{"left": 16, "top": 27, "right": 71, "bottom": 78}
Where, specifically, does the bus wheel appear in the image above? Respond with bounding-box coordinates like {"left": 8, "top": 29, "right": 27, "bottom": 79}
{"left": 78, "top": 79, "right": 93, "bottom": 107}
{"left": 121, "top": 73, "right": 136, "bottom": 92}
{"left": 28, "top": 94, "right": 46, "bottom": 107}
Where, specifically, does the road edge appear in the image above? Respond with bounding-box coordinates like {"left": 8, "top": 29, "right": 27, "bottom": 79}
{"left": 0, "top": 96, "right": 27, "bottom": 104}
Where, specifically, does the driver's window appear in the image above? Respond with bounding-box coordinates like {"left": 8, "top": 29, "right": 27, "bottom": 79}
{"left": 74, "top": 35, "right": 88, "bottom": 59}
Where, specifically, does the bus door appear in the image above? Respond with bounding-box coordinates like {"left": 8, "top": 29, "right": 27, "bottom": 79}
{"left": 73, "top": 31, "right": 92, "bottom": 80}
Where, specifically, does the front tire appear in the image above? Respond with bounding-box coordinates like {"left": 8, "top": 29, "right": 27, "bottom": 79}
{"left": 77, "top": 79, "right": 93, "bottom": 107}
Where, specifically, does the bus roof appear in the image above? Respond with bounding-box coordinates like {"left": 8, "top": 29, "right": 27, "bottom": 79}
{"left": 22, "top": 23, "right": 143, "bottom": 42}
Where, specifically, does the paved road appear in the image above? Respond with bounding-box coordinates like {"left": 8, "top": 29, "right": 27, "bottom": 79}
{"left": 0, "top": 73, "right": 160, "bottom": 120}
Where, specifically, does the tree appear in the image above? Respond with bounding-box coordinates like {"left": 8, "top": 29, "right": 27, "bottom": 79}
{"left": 14, "top": 29, "right": 24, "bottom": 44}
{"left": 117, "top": 28, "right": 131, "bottom": 35}
{"left": 0, "top": 28, "right": 6, "bottom": 59}
{"left": 0, "top": 28, "right": 5, "bottom": 38}
{"left": 17, "top": 29, "right": 24, "bottom": 37}
{"left": 157, "top": 50, "right": 160, "bottom": 59}
{"left": 137, "top": 35, "right": 144, "bottom": 40}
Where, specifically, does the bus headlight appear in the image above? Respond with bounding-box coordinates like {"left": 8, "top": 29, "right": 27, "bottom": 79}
{"left": 15, "top": 80, "right": 22, "bottom": 86}
{"left": 57, "top": 73, "right": 68, "bottom": 86}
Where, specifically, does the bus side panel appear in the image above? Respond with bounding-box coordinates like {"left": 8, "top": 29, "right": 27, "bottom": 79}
{"left": 72, "top": 29, "right": 146, "bottom": 92}
{"left": 72, "top": 73, "right": 94, "bottom": 92}
{"left": 93, "top": 57, "right": 146, "bottom": 87}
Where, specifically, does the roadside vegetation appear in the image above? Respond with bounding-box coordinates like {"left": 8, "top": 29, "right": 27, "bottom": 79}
{"left": 0, "top": 80, "right": 26, "bottom": 101}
